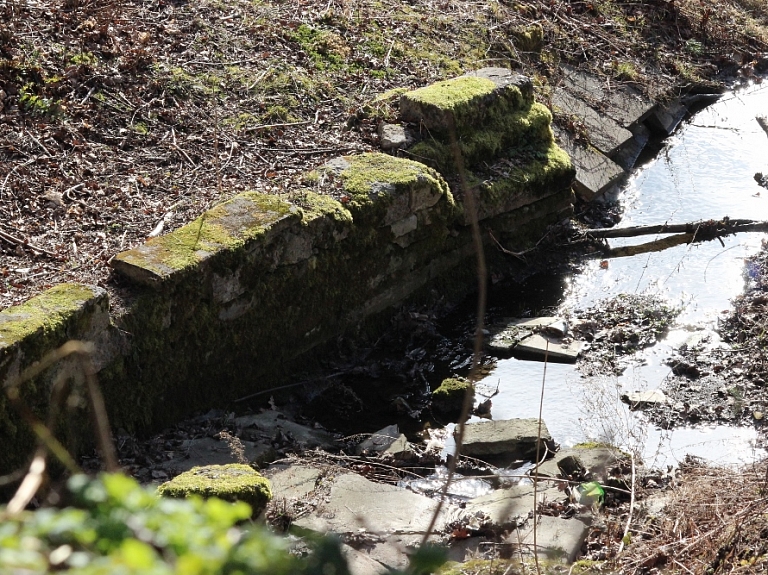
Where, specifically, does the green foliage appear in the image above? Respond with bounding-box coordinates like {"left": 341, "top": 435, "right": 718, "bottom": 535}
{"left": 0, "top": 473, "right": 447, "bottom": 574}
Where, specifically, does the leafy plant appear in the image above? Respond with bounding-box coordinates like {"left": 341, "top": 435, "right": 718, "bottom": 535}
{"left": 0, "top": 473, "right": 445, "bottom": 574}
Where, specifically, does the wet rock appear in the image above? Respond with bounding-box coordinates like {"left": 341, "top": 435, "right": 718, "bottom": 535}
{"left": 432, "top": 377, "right": 474, "bottom": 421}
{"left": 460, "top": 418, "right": 553, "bottom": 461}
{"left": 621, "top": 389, "right": 668, "bottom": 410}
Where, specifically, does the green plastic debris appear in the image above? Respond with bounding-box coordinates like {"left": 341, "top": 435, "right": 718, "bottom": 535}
{"left": 575, "top": 481, "right": 605, "bottom": 507}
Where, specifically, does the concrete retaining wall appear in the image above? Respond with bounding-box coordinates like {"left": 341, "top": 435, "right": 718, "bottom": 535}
{"left": 0, "top": 69, "right": 574, "bottom": 474}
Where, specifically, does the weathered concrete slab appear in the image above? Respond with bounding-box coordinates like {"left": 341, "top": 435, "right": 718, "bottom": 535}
{"left": 552, "top": 88, "right": 634, "bottom": 156}
{"left": 235, "top": 410, "right": 338, "bottom": 451}
{"left": 560, "top": 66, "right": 655, "bottom": 128}
{"left": 263, "top": 463, "right": 326, "bottom": 501}
{"left": 621, "top": 389, "right": 668, "bottom": 409}
{"left": 613, "top": 123, "right": 651, "bottom": 171}
{"left": 460, "top": 418, "right": 552, "bottom": 461}
{"left": 488, "top": 316, "right": 583, "bottom": 363}
{"left": 533, "top": 446, "right": 623, "bottom": 481}
{"left": 554, "top": 127, "right": 626, "bottom": 201}
{"left": 513, "top": 515, "right": 590, "bottom": 563}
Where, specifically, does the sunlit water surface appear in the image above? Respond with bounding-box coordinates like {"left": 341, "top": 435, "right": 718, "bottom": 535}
{"left": 479, "top": 82, "right": 768, "bottom": 468}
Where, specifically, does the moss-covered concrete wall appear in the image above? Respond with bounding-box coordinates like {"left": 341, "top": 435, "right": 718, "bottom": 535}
{"left": 0, "top": 68, "right": 574, "bottom": 475}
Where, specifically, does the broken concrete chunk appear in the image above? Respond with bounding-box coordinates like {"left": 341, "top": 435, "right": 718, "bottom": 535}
{"left": 512, "top": 514, "right": 590, "bottom": 563}
{"left": 487, "top": 317, "right": 583, "bottom": 363}
{"left": 378, "top": 123, "right": 411, "bottom": 151}
{"left": 356, "top": 424, "right": 400, "bottom": 455}
{"left": 554, "top": 127, "right": 626, "bottom": 201}
{"left": 460, "top": 418, "right": 552, "bottom": 461}
{"left": 533, "top": 446, "right": 623, "bottom": 482}
{"left": 621, "top": 389, "right": 668, "bottom": 409}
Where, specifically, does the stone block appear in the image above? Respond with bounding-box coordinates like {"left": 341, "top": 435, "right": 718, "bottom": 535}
{"left": 559, "top": 65, "right": 655, "bottom": 128}
{"left": 646, "top": 99, "right": 687, "bottom": 135}
{"left": 533, "top": 446, "right": 623, "bottom": 482}
{"left": 554, "top": 127, "right": 626, "bottom": 201}
{"left": 317, "top": 153, "right": 454, "bottom": 227}
{"left": 0, "top": 284, "right": 112, "bottom": 473}
{"left": 460, "top": 418, "right": 552, "bottom": 461}
{"left": 487, "top": 317, "right": 583, "bottom": 363}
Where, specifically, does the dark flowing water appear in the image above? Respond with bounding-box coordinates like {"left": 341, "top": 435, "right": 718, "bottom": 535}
{"left": 474, "top": 82, "right": 768, "bottom": 468}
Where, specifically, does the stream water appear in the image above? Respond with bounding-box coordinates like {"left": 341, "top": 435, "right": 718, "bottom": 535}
{"left": 472, "top": 82, "right": 768, "bottom": 469}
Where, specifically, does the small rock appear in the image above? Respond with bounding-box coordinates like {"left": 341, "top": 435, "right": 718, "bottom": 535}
{"left": 620, "top": 389, "right": 667, "bottom": 410}
{"left": 754, "top": 411, "right": 764, "bottom": 420}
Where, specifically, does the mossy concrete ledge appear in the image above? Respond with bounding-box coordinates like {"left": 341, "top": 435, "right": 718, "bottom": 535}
{"left": 112, "top": 193, "right": 302, "bottom": 287}
{"left": 157, "top": 464, "right": 272, "bottom": 516}
{"left": 0, "top": 284, "right": 110, "bottom": 473}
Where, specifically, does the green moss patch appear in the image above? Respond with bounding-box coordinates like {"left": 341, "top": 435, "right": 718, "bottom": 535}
{"left": 158, "top": 464, "right": 272, "bottom": 516}
{"left": 318, "top": 152, "right": 453, "bottom": 226}
{"left": 0, "top": 284, "right": 102, "bottom": 349}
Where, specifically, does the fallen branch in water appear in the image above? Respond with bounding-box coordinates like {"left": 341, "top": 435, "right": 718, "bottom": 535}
{"left": 583, "top": 217, "right": 768, "bottom": 242}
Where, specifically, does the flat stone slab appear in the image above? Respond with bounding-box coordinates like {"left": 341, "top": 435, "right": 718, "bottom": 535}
{"left": 458, "top": 483, "right": 562, "bottom": 528}
{"left": 552, "top": 88, "right": 634, "bottom": 156}
{"left": 292, "top": 472, "right": 454, "bottom": 571}
{"left": 159, "top": 437, "right": 272, "bottom": 474}
{"left": 293, "top": 472, "right": 452, "bottom": 536}
{"left": 554, "top": 127, "right": 626, "bottom": 200}
{"left": 488, "top": 316, "right": 583, "bottom": 363}
{"left": 560, "top": 66, "right": 655, "bottom": 128}
{"left": 513, "top": 514, "right": 590, "bottom": 563}
{"left": 460, "top": 418, "right": 552, "bottom": 461}
{"left": 621, "top": 389, "right": 668, "bottom": 409}
{"left": 263, "top": 463, "right": 326, "bottom": 501}
{"left": 235, "top": 410, "right": 338, "bottom": 451}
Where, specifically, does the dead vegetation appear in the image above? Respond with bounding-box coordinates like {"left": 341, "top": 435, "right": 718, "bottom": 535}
{"left": 615, "top": 456, "right": 768, "bottom": 575}
{"left": 0, "top": 0, "right": 767, "bottom": 309}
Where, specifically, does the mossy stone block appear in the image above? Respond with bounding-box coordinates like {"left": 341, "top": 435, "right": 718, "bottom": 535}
{"left": 432, "top": 377, "right": 474, "bottom": 421}
{"left": 158, "top": 464, "right": 272, "bottom": 516}
{"left": 400, "top": 68, "right": 534, "bottom": 136}
{"left": 111, "top": 192, "right": 300, "bottom": 287}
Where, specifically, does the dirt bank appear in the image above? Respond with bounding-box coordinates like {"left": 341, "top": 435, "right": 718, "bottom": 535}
{"left": 1, "top": 0, "right": 767, "bottom": 310}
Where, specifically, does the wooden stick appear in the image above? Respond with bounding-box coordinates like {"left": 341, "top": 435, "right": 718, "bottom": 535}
{"left": 584, "top": 218, "right": 768, "bottom": 240}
